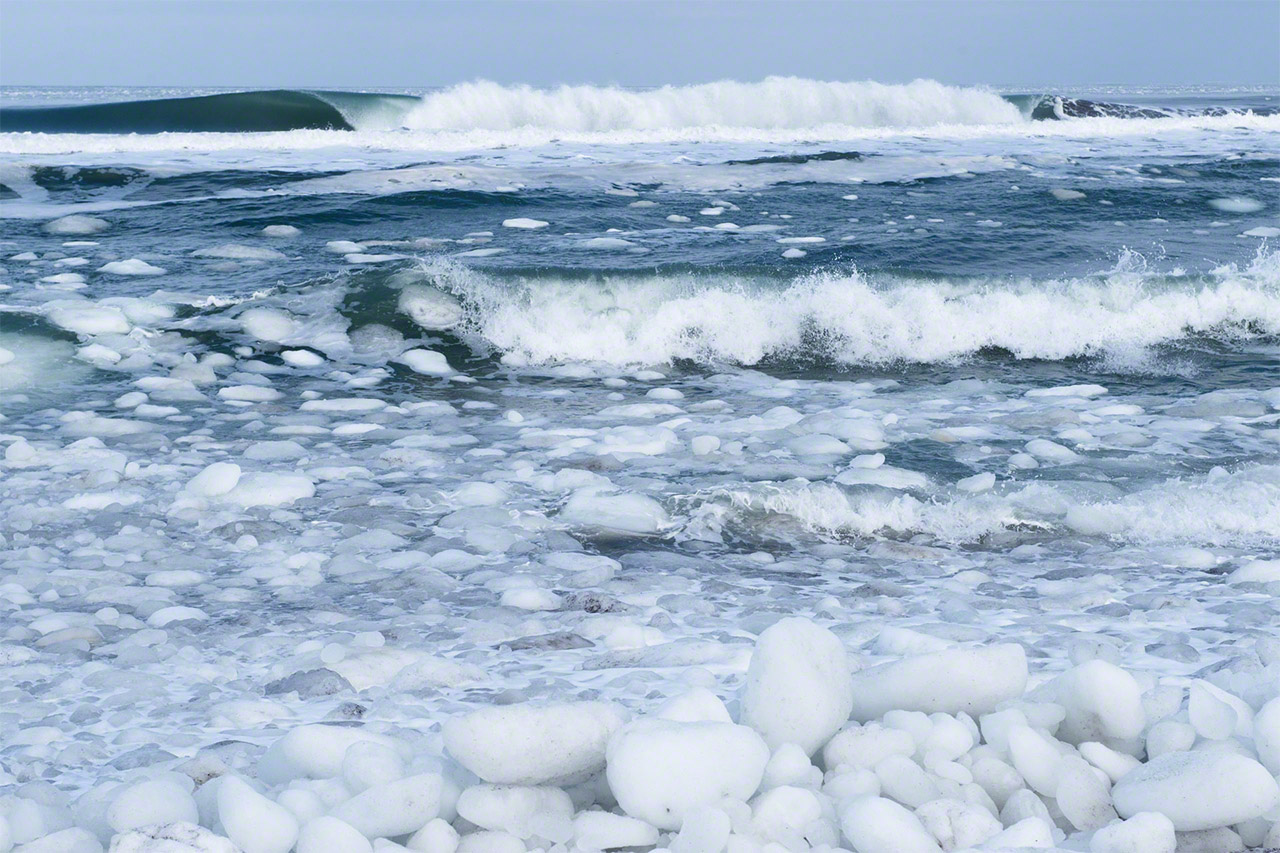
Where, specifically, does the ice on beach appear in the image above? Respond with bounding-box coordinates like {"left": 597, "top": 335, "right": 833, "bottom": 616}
{"left": 847, "top": 644, "right": 1028, "bottom": 720}
{"left": 444, "top": 701, "right": 625, "bottom": 786}
{"left": 605, "top": 718, "right": 769, "bottom": 830}
{"left": 1112, "top": 751, "right": 1280, "bottom": 830}
{"left": 740, "top": 617, "right": 854, "bottom": 754}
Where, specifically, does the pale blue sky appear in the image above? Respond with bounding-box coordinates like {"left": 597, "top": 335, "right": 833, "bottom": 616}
{"left": 2, "top": 0, "right": 1277, "bottom": 89}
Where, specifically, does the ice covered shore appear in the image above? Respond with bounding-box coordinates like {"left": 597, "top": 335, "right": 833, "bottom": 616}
{"left": 6, "top": 616, "right": 1279, "bottom": 852}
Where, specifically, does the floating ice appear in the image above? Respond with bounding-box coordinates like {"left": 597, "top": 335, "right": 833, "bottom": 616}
{"left": 502, "top": 218, "right": 548, "bottom": 229}
{"left": 98, "top": 258, "right": 167, "bottom": 275}
{"left": 43, "top": 214, "right": 109, "bottom": 235}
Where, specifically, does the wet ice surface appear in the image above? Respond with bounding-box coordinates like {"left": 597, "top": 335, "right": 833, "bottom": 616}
{"left": 1, "top": 87, "right": 1280, "bottom": 851}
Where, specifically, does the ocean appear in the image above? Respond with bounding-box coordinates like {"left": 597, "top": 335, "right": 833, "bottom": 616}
{"left": 1, "top": 78, "right": 1279, "bottom": 839}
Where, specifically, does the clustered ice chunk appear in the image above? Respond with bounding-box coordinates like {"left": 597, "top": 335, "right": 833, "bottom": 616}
{"left": 12, "top": 617, "right": 1280, "bottom": 852}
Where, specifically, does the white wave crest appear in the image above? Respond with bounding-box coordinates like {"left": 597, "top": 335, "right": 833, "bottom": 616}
{"left": 400, "top": 77, "right": 1025, "bottom": 132}
{"left": 681, "top": 464, "right": 1280, "bottom": 548}
{"left": 422, "top": 250, "right": 1280, "bottom": 367}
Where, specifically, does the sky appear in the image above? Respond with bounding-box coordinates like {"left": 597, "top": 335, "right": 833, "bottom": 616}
{"left": 1, "top": 0, "right": 1278, "bottom": 90}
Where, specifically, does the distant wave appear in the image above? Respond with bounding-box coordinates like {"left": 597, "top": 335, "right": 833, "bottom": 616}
{"left": 7, "top": 79, "right": 1266, "bottom": 136}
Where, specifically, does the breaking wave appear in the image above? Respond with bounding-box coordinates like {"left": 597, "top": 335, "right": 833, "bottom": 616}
{"left": 8, "top": 79, "right": 1265, "bottom": 135}
{"left": 416, "top": 249, "right": 1280, "bottom": 367}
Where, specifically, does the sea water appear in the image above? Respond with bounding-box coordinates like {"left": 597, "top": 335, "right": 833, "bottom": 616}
{"left": 0, "top": 78, "right": 1278, "bottom": 845}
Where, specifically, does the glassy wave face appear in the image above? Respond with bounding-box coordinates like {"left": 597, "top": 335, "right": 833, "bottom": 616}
{"left": 4, "top": 78, "right": 1276, "bottom": 134}
{"left": 1, "top": 81, "right": 1279, "bottom": 795}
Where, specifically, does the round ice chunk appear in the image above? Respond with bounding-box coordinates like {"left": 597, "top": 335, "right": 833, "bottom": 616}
{"left": 847, "top": 644, "right": 1028, "bottom": 721}
{"left": 296, "top": 816, "right": 372, "bottom": 853}
{"left": 113, "top": 823, "right": 238, "bottom": 852}
{"left": 222, "top": 473, "right": 314, "bottom": 508}
{"left": 239, "top": 307, "right": 298, "bottom": 342}
{"left": 398, "top": 285, "right": 464, "bottom": 330}
{"left": 444, "top": 701, "right": 625, "bottom": 786}
{"left": 217, "top": 776, "right": 299, "bottom": 853}
{"left": 605, "top": 718, "right": 769, "bottom": 830}
{"left": 193, "top": 243, "right": 287, "bottom": 261}
{"left": 838, "top": 796, "right": 942, "bottom": 853}
{"left": 106, "top": 777, "right": 199, "bottom": 833}
{"left": 1035, "top": 660, "right": 1144, "bottom": 746}
{"left": 1090, "top": 812, "right": 1176, "bottom": 853}
{"left": 258, "top": 725, "right": 402, "bottom": 785}
{"left": 99, "top": 258, "right": 166, "bottom": 276}
{"left": 396, "top": 348, "right": 454, "bottom": 376}
{"left": 329, "top": 774, "right": 446, "bottom": 838}
{"left": 262, "top": 225, "right": 301, "bottom": 238}
{"left": 185, "top": 462, "right": 241, "bottom": 497}
{"left": 44, "top": 214, "right": 109, "bottom": 235}
{"left": 740, "top": 617, "right": 854, "bottom": 755}
{"left": 455, "top": 784, "right": 573, "bottom": 838}
{"left": 558, "top": 489, "right": 668, "bottom": 535}
{"left": 572, "top": 811, "right": 659, "bottom": 850}
{"left": 502, "top": 218, "right": 548, "bottom": 229}
{"left": 1112, "top": 750, "right": 1280, "bottom": 831}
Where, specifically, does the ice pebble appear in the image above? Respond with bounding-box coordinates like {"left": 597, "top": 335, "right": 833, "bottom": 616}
{"left": 258, "top": 725, "right": 401, "bottom": 785}
{"left": 108, "top": 822, "right": 239, "bottom": 852}
{"left": 824, "top": 723, "right": 915, "bottom": 771}
{"left": 558, "top": 489, "right": 668, "bottom": 535}
{"left": 444, "top": 701, "right": 625, "bottom": 786}
{"left": 193, "top": 244, "right": 286, "bottom": 261}
{"left": 914, "top": 797, "right": 1001, "bottom": 849}
{"left": 605, "top": 718, "right": 769, "bottom": 830}
{"left": 455, "top": 784, "right": 573, "bottom": 838}
{"left": 11, "top": 828, "right": 102, "bottom": 853}
{"left": 1112, "top": 751, "right": 1279, "bottom": 831}
{"left": 98, "top": 259, "right": 166, "bottom": 276}
{"left": 106, "top": 778, "right": 198, "bottom": 833}
{"left": 741, "top": 617, "right": 854, "bottom": 755}
{"left": 218, "top": 385, "right": 282, "bottom": 402}
{"left": 217, "top": 776, "right": 298, "bottom": 853}
{"left": 222, "top": 473, "right": 314, "bottom": 508}
{"left": 847, "top": 644, "right": 1028, "bottom": 721}
{"left": 185, "top": 462, "right": 241, "bottom": 497}
{"left": 330, "top": 774, "right": 446, "bottom": 839}
{"left": 571, "top": 811, "right": 659, "bottom": 850}
{"left": 839, "top": 796, "right": 942, "bottom": 853}
{"left": 1229, "top": 559, "right": 1280, "bottom": 584}
{"left": 1254, "top": 696, "right": 1280, "bottom": 774}
{"left": 396, "top": 349, "right": 454, "bottom": 376}
{"left": 239, "top": 307, "right": 298, "bottom": 342}
{"left": 1035, "top": 660, "right": 1144, "bottom": 746}
{"left": 983, "top": 816, "right": 1055, "bottom": 848}
{"left": 406, "top": 818, "right": 458, "bottom": 852}
{"left": 1056, "top": 755, "right": 1117, "bottom": 830}
{"left": 296, "top": 816, "right": 372, "bottom": 853}
{"left": 455, "top": 831, "right": 524, "bottom": 853}
{"left": 956, "top": 472, "right": 995, "bottom": 492}
{"left": 1090, "top": 812, "right": 1176, "bottom": 853}
{"left": 398, "top": 285, "right": 464, "bottom": 330}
